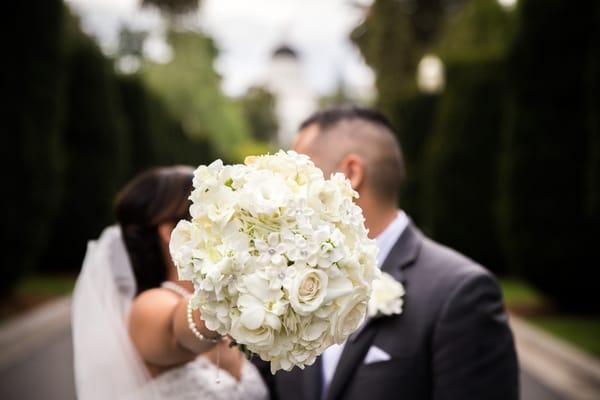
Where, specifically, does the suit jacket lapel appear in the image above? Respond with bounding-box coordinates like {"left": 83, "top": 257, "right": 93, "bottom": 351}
{"left": 325, "top": 223, "right": 423, "bottom": 400}
{"left": 380, "top": 222, "right": 422, "bottom": 277}
{"left": 325, "top": 324, "right": 379, "bottom": 400}
{"left": 349, "top": 223, "right": 422, "bottom": 343}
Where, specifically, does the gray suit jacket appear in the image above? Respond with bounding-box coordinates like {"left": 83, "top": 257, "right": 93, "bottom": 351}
{"left": 255, "top": 222, "right": 519, "bottom": 400}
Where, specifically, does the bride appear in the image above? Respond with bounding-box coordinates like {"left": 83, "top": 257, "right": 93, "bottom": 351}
{"left": 72, "top": 166, "right": 269, "bottom": 400}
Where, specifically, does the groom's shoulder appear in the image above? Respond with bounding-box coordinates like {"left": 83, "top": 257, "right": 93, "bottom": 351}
{"left": 415, "top": 232, "right": 498, "bottom": 293}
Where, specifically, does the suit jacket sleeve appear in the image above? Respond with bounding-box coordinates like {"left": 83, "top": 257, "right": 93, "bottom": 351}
{"left": 431, "top": 270, "right": 519, "bottom": 400}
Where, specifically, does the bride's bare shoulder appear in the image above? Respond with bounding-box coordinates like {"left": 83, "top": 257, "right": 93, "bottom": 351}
{"left": 128, "top": 287, "right": 193, "bottom": 366}
{"left": 135, "top": 287, "right": 181, "bottom": 302}
{"left": 130, "top": 288, "right": 181, "bottom": 323}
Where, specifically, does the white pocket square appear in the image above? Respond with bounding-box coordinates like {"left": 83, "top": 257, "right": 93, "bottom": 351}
{"left": 363, "top": 345, "right": 391, "bottom": 365}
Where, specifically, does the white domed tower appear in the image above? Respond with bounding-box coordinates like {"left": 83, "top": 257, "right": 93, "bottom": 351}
{"left": 265, "top": 45, "right": 317, "bottom": 149}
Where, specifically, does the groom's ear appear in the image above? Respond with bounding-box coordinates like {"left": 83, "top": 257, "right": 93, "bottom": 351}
{"left": 338, "top": 154, "right": 365, "bottom": 192}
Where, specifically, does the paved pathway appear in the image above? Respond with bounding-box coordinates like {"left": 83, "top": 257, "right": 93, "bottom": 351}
{"left": 0, "top": 328, "right": 75, "bottom": 400}
{"left": 511, "top": 314, "right": 600, "bottom": 400}
{"left": 0, "top": 297, "right": 75, "bottom": 400}
{"left": 521, "top": 370, "right": 564, "bottom": 400}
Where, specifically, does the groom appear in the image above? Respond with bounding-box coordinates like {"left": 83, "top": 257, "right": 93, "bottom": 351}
{"left": 256, "top": 107, "right": 519, "bottom": 400}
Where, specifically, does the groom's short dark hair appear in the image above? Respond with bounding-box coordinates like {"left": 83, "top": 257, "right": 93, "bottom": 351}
{"left": 298, "top": 106, "right": 405, "bottom": 205}
{"left": 299, "top": 106, "right": 397, "bottom": 133}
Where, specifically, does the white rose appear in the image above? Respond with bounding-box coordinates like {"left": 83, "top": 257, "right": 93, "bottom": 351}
{"left": 368, "top": 272, "right": 405, "bottom": 317}
{"left": 230, "top": 315, "right": 275, "bottom": 348}
{"left": 332, "top": 293, "right": 367, "bottom": 343}
{"left": 289, "top": 269, "right": 328, "bottom": 315}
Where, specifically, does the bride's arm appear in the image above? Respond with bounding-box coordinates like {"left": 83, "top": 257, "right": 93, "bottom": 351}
{"left": 129, "top": 288, "right": 219, "bottom": 367}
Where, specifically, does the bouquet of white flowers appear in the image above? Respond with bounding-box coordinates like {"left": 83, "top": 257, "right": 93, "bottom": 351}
{"left": 169, "top": 151, "right": 379, "bottom": 373}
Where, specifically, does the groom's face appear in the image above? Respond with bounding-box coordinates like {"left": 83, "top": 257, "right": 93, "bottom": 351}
{"left": 294, "top": 123, "right": 338, "bottom": 178}
{"left": 294, "top": 122, "right": 368, "bottom": 195}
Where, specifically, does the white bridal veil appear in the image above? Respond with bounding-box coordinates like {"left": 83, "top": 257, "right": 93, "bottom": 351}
{"left": 72, "top": 226, "right": 159, "bottom": 400}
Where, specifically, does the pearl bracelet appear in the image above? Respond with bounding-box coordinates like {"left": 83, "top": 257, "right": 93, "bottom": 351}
{"left": 186, "top": 299, "right": 222, "bottom": 343}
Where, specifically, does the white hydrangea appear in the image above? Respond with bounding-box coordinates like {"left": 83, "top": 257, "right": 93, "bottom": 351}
{"left": 170, "top": 150, "right": 379, "bottom": 373}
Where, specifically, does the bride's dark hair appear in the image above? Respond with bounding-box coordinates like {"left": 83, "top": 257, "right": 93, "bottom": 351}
{"left": 115, "top": 166, "right": 194, "bottom": 295}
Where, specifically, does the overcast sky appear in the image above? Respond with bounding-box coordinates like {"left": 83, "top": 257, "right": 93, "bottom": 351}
{"left": 66, "top": 0, "right": 375, "bottom": 97}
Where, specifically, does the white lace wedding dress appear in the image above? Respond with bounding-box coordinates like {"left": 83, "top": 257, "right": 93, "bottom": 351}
{"left": 72, "top": 226, "right": 269, "bottom": 400}
{"left": 139, "top": 356, "right": 268, "bottom": 400}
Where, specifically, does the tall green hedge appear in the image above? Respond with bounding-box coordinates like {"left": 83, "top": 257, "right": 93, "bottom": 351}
{"left": 500, "top": 0, "right": 599, "bottom": 310}
{"left": 3, "top": 2, "right": 256, "bottom": 291}
{"left": 586, "top": 3, "right": 600, "bottom": 240}
{"left": 354, "top": 0, "right": 514, "bottom": 275}
{"left": 423, "top": 59, "right": 507, "bottom": 273}
{"left": 351, "top": 0, "right": 444, "bottom": 226}
{"left": 117, "top": 75, "right": 215, "bottom": 172}
{"left": 118, "top": 75, "right": 166, "bottom": 171}
{"left": 353, "top": 0, "right": 599, "bottom": 310}
{"left": 42, "top": 23, "right": 132, "bottom": 270}
{"left": 43, "top": 35, "right": 219, "bottom": 271}
{"left": 2, "top": 0, "right": 66, "bottom": 294}
{"left": 389, "top": 93, "right": 439, "bottom": 225}
{"left": 352, "top": 0, "right": 423, "bottom": 114}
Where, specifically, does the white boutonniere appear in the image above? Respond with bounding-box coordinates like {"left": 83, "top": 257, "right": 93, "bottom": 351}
{"left": 367, "top": 272, "right": 405, "bottom": 317}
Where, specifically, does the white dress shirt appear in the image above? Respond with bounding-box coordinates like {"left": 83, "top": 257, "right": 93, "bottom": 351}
{"left": 320, "top": 210, "right": 409, "bottom": 396}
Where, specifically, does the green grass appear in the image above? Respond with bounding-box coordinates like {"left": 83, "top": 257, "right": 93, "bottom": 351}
{"left": 17, "top": 275, "right": 76, "bottom": 297}
{"left": 500, "top": 278, "right": 600, "bottom": 359}
{"left": 499, "top": 278, "right": 546, "bottom": 309}
{"left": 1, "top": 275, "right": 76, "bottom": 324}
{"left": 529, "top": 316, "right": 600, "bottom": 358}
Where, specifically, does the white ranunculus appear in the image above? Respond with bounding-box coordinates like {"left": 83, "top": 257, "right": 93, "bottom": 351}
{"left": 368, "top": 272, "right": 405, "bottom": 317}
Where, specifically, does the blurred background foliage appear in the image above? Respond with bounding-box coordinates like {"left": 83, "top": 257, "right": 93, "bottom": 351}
{"left": 3, "top": 0, "right": 67, "bottom": 294}
{"left": 354, "top": 0, "right": 599, "bottom": 312}
{"left": 239, "top": 87, "right": 279, "bottom": 144}
{"left": 3, "top": 0, "right": 275, "bottom": 290}
{"left": 141, "top": 32, "right": 265, "bottom": 161}
{"left": 499, "top": 0, "right": 599, "bottom": 311}
{"left": 3, "top": 0, "right": 599, "bottom": 318}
